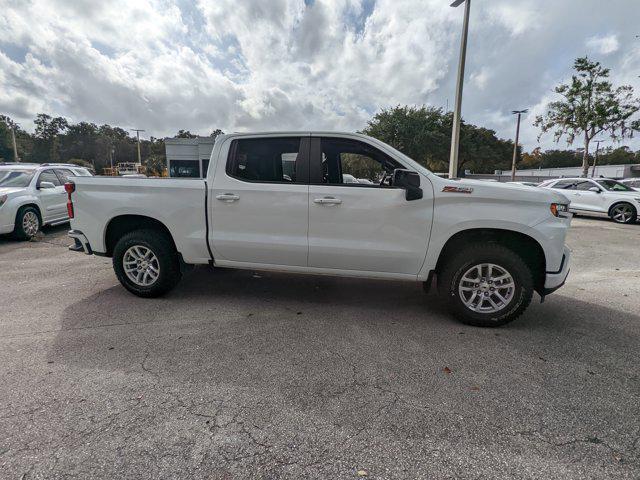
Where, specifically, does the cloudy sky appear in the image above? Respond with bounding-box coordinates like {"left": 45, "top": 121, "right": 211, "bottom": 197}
{"left": 1, "top": 0, "right": 639, "bottom": 151}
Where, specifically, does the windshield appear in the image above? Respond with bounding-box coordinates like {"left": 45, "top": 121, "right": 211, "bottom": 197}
{"left": 0, "top": 170, "right": 35, "bottom": 188}
{"left": 596, "top": 179, "right": 634, "bottom": 192}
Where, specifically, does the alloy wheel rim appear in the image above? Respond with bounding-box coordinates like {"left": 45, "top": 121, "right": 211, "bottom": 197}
{"left": 22, "top": 211, "right": 39, "bottom": 237}
{"left": 458, "top": 263, "right": 515, "bottom": 313}
{"left": 612, "top": 205, "right": 632, "bottom": 223}
{"left": 123, "top": 245, "right": 160, "bottom": 286}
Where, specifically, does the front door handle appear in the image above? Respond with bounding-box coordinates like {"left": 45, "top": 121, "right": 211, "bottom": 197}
{"left": 216, "top": 193, "right": 240, "bottom": 202}
{"left": 313, "top": 196, "right": 342, "bottom": 205}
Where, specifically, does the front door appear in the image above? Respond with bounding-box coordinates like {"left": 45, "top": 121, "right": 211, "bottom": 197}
{"left": 307, "top": 136, "right": 432, "bottom": 275}
{"left": 210, "top": 136, "right": 310, "bottom": 267}
{"left": 574, "top": 180, "right": 607, "bottom": 212}
{"left": 37, "top": 169, "right": 67, "bottom": 222}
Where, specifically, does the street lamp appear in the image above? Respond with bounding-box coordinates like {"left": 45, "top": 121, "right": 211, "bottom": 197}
{"left": 510, "top": 109, "right": 528, "bottom": 181}
{"left": 448, "top": 0, "right": 471, "bottom": 179}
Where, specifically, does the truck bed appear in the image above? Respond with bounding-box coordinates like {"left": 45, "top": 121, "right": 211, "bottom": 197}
{"left": 70, "top": 177, "right": 210, "bottom": 263}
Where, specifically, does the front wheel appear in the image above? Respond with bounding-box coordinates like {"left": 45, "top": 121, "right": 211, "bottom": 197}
{"left": 13, "top": 206, "right": 40, "bottom": 240}
{"left": 438, "top": 244, "right": 534, "bottom": 327}
{"left": 609, "top": 203, "right": 636, "bottom": 224}
{"left": 112, "top": 229, "right": 182, "bottom": 297}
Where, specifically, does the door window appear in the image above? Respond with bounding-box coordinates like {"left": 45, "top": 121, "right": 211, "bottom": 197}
{"left": 317, "top": 138, "right": 400, "bottom": 186}
{"left": 227, "top": 137, "right": 304, "bottom": 183}
{"left": 38, "top": 170, "right": 61, "bottom": 187}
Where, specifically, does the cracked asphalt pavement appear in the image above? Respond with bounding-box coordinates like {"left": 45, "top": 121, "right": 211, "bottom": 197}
{"left": 1, "top": 218, "right": 639, "bottom": 479}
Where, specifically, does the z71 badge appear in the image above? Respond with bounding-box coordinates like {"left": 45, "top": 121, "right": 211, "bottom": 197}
{"left": 442, "top": 186, "right": 474, "bottom": 194}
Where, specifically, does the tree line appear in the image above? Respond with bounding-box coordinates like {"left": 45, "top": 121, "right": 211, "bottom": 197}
{"left": 0, "top": 114, "right": 222, "bottom": 175}
{"left": 1, "top": 57, "right": 638, "bottom": 176}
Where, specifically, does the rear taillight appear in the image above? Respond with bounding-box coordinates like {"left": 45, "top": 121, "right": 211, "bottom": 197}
{"left": 65, "top": 182, "right": 75, "bottom": 218}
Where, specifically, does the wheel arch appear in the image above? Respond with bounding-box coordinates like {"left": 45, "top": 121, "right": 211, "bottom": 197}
{"left": 608, "top": 200, "right": 637, "bottom": 218}
{"left": 104, "top": 215, "right": 177, "bottom": 257}
{"left": 16, "top": 203, "right": 43, "bottom": 224}
{"left": 435, "top": 228, "right": 547, "bottom": 293}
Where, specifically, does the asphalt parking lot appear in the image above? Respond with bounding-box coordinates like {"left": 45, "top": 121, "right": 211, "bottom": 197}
{"left": 1, "top": 218, "right": 639, "bottom": 479}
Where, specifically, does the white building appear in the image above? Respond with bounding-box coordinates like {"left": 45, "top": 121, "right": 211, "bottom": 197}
{"left": 165, "top": 137, "right": 216, "bottom": 178}
{"left": 466, "top": 163, "right": 640, "bottom": 182}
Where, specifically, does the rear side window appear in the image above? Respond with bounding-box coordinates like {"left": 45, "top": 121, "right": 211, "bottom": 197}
{"left": 54, "top": 169, "right": 75, "bottom": 183}
{"left": 575, "top": 181, "right": 596, "bottom": 191}
{"left": 227, "top": 137, "right": 303, "bottom": 183}
{"left": 551, "top": 179, "right": 576, "bottom": 190}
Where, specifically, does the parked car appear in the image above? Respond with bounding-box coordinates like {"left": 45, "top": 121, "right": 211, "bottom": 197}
{"left": 0, "top": 163, "right": 92, "bottom": 240}
{"left": 620, "top": 178, "right": 640, "bottom": 191}
{"left": 67, "top": 132, "right": 571, "bottom": 327}
{"left": 507, "top": 181, "right": 539, "bottom": 187}
{"left": 540, "top": 177, "right": 640, "bottom": 224}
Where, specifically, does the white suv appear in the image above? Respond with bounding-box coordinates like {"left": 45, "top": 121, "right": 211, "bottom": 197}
{"left": 0, "top": 163, "right": 92, "bottom": 240}
{"left": 620, "top": 178, "right": 640, "bottom": 191}
{"left": 540, "top": 177, "right": 640, "bottom": 224}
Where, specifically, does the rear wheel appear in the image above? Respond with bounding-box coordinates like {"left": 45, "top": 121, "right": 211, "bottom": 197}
{"left": 609, "top": 203, "right": 636, "bottom": 224}
{"left": 112, "top": 229, "right": 181, "bottom": 297}
{"left": 438, "top": 244, "right": 533, "bottom": 327}
{"left": 13, "top": 206, "right": 40, "bottom": 240}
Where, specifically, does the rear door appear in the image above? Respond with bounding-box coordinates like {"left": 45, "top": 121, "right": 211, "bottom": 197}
{"left": 307, "top": 136, "right": 432, "bottom": 275}
{"left": 36, "top": 169, "right": 67, "bottom": 222}
{"left": 210, "top": 135, "right": 310, "bottom": 267}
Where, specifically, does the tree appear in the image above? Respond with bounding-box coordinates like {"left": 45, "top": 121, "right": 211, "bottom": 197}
{"left": 535, "top": 57, "right": 640, "bottom": 177}
{"left": 362, "top": 105, "right": 513, "bottom": 175}
{"left": 209, "top": 129, "right": 224, "bottom": 138}
{"left": 175, "top": 129, "right": 196, "bottom": 138}
{"left": 34, "top": 113, "right": 69, "bottom": 162}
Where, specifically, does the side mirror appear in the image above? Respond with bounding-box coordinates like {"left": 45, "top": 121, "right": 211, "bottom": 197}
{"left": 588, "top": 186, "right": 601, "bottom": 193}
{"left": 393, "top": 169, "right": 423, "bottom": 201}
{"left": 38, "top": 181, "right": 56, "bottom": 189}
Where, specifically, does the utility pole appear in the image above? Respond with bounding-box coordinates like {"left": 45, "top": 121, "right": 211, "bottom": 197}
{"left": 131, "top": 128, "right": 145, "bottom": 165}
{"left": 448, "top": 0, "right": 471, "bottom": 179}
{"left": 10, "top": 126, "right": 19, "bottom": 162}
{"left": 591, "top": 140, "right": 603, "bottom": 177}
{"left": 510, "top": 109, "right": 528, "bottom": 181}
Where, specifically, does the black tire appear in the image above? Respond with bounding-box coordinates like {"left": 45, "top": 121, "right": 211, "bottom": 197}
{"left": 13, "top": 206, "right": 41, "bottom": 240}
{"left": 438, "top": 244, "right": 533, "bottom": 327}
{"left": 609, "top": 202, "right": 637, "bottom": 224}
{"left": 112, "top": 229, "right": 181, "bottom": 298}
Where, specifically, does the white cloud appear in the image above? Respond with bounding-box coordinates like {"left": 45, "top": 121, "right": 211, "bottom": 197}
{"left": 586, "top": 34, "right": 620, "bottom": 55}
{"left": 0, "top": 0, "right": 639, "bottom": 152}
{"left": 470, "top": 68, "right": 491, "bottom": 90}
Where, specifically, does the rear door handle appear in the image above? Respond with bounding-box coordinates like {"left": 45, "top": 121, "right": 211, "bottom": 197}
{"left": 216, "top": 193, "right": 240, "bottom": 202}
{"left": 313, "top": 196, "right": 342, "bottom": 205}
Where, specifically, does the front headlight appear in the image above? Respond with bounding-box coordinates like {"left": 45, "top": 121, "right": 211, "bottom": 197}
{"left": 550, "top": 203, "right": 569, "bottom": 217}
{"left": 0, "top": 194, "right": 7, "bottom": 208}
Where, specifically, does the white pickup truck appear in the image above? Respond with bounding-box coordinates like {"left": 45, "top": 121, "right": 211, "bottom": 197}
{"left": 67, "top": 132, "right": 572, "bottom": 327}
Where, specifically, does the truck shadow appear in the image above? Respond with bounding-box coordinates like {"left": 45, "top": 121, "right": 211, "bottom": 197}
{"left": 51, "top": 266, "right": 640, "bottom": 380}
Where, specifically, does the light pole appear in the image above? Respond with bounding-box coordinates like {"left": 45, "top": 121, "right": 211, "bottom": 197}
{"left": 131, "top": 128, "right": 145, "bottom": 165}
{"left": 448, "top": 0, "right": 471, "bottom": 179}
{"left": 510, "top": 109, "right": 527, "bottom": 181}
